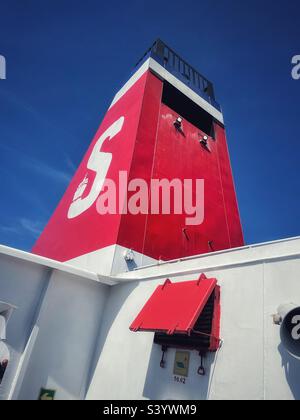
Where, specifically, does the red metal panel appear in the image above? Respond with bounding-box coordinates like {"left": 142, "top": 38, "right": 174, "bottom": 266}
{"left": 33, "top": 68, "right": 243, "bottom": 264}
{"left": 130, "top": 276, "right": 217, "bottom": 335}
{"left": 32, "top": 71, "right": 150, "bottom": 262}
{"left": 117, "top": 71, "right": 163, "bottom": 252}
{"left": 213, "top": 122, "right": 244, "bottom": 248}
{"left": 142, "top": 103, "right": 231, "bottom": 261}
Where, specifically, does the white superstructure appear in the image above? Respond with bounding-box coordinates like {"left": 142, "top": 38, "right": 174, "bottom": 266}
{"left": 0, "top": 236, "right": 299, "bottom": 400}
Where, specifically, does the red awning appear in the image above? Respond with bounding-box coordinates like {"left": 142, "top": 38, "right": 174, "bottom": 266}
{"left": 130, "top": 274, "right": 217, "bottom": 335}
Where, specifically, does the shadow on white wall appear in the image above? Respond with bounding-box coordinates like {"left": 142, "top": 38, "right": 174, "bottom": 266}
{"left": 278, "top": 343, "right": 300, "bottom": 399}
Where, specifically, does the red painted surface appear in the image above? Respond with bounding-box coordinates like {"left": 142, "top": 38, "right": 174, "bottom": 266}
{"left": 130, "top": 277, "right": 217, "bottom": 335}
{"left": 141, "top": 103, "right": 241, "bottom": 260}
{"left": 119, "top": 99, "right": 244, "bottom": 261}
{"left": 33, "top": 71, "right": 150, "bottom": 261}
{"left": 116, "top": 72, "right": 163, "bottom": 254}
{"left": 33, "top": 67, "right": 243, "bottom": 264}
{"left": 213, "top": 123, "right": 244, "bottom": 249}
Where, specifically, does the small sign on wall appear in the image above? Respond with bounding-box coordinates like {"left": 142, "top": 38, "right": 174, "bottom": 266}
{"left": 173, "top": 350, "right": 190, "bottom": 377}
{"left": 38, "top": 388, "right": 56, "bottom": 400}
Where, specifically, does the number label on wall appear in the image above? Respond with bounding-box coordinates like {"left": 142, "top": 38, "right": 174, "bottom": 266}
{"left": 174, "top": 375, "right": 186, "bottom": 384}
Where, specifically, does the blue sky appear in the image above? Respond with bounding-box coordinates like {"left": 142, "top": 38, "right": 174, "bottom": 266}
{"left": 0, "top": 0, "right": 299, "bottom": 251}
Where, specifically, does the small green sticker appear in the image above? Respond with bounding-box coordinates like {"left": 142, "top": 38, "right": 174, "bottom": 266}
{"left": 38, "top": 388, "right": 56, "bottom": 400}
{"left": 176, "top": 361, "right": 185, "bottom": 369}
{"left": 173, "top": 350, "right": 190, "bottom": 377}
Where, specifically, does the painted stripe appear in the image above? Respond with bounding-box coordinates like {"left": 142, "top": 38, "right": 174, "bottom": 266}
{"left": 109, "top": 57, "right": 224, "bottom": 124}
{"left": 109, "top": 59, "right": 151, "bottom": 109}
{"left": 148, "top": 58, "right": 224, "bottom": 124}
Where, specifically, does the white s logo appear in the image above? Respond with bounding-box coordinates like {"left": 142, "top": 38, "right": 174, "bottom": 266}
{"left": 68, "top": 116, "right": 125, "bottom": 219}
{"left": 291, "top": 315, "right": 300, "bottom": 340}
{"left": 291, "top": 55, "right": 300, "bottom": 80}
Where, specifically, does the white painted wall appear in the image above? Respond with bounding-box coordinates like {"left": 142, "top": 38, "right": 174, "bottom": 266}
{"left": 0, "top": 252, "right": 49, "bottom": 400}
{"left": 87, "top": 238, "right": 300, "bottom": 400}
{"left": 1, "top": 237, "right": 300, "bottom": 400}
{"left": 67, "top": 244, "right": 157, "bottom": 276}
{"left": 0, "top": 249, "right": 110, "bottom": 400}
{"left": 16, "top": 270, "right": 109, "bottom": 400}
